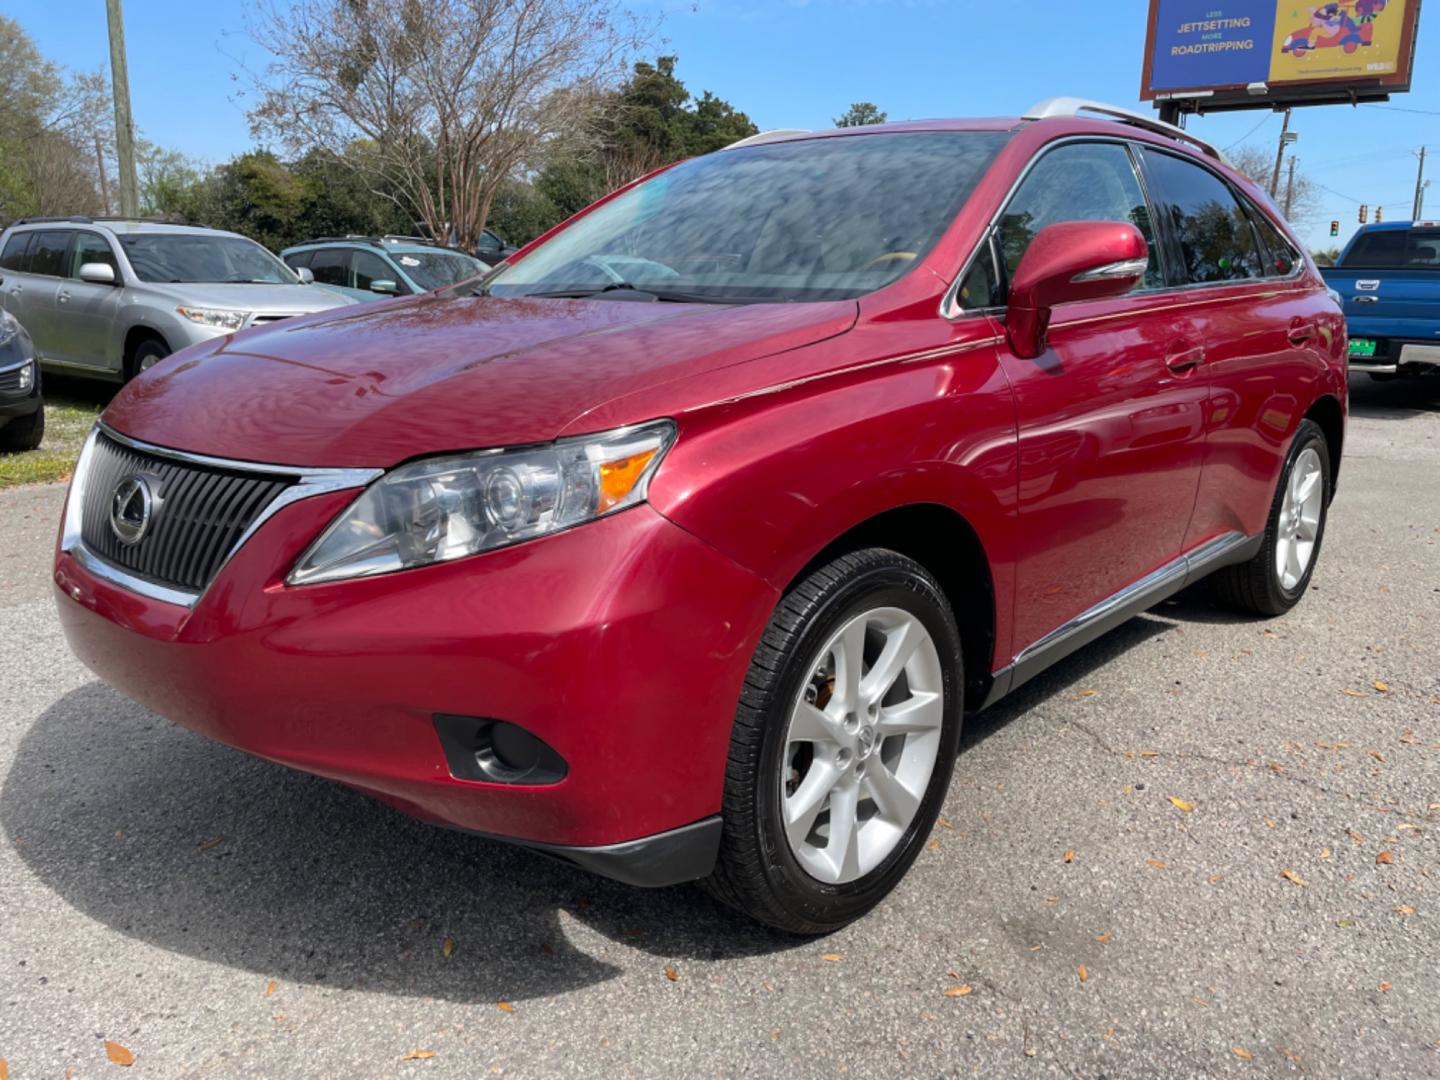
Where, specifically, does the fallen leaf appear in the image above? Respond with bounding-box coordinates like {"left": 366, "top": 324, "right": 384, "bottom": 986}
{"left": 264, "top": 979, "right": 277, "bottom": 997}
{"left": 441, "top": 937, "right": 455, "bottom": 958}
{"left": 1265, "top": 819, "right": 1277, "bottom": 829}
{"left": 1395, "top": 905, "right": 1415, "bottom": 915}
{"left": 1348, "top": 830, "right": 1365, "bottom": 844}
{"left": 1105, "top": 1026, "right": 1114, "bottom": 1040}
{"left": 1375, "top": 681, "right": 1391, "bottom": 693}
{"left": 664, "top": 965, "right": 679, "bottom": 981}
{"left": 1379, "top": 981, "right": 1392, "bottom": 993}
{"left": 497, "top": 1000, "right": 514, "bottom": 1013}
{"left": 1063, "top": 849, "right": 1075, "bottom": 863}
{"left": 943, "top": 985, "right": 974, "bottom": 997}
{"left": 1078, "top": 688, "right": 1098, "bottom": 698}
{"left": 928, "top": 837, "right": 939, "bottom": 851}
{"left": 1428, "top": 804, "right": 1440, "bottom": 812}
{"left": 0, "top": 1059, "right": 7, "bottom": 1080}
{"left": 1138, "top": 750, "right": 1160, "bottom": 758}
{"left": 1377, "top": 851, "right": 1395, "bottom": 865}
{"left": 821, "top": 953, "right": 844, "bottom": 962}
{"left": 1262, "top": 629, "right": 1278, "bottom": 638}
{"left": 1369, "top": 750, "right": 1387, "bottom": 763}
{"left": 1232, "top": 1046, "right": 1252, "bottom": 1061}
{"left": 1146, "top": 859, "right": 1168, "bottom": 869}
{"left": 936, "top": 816, "right": 954, "bottom": 830}
{"left": 1208, "top": 873, "right": 1225, "bottom": 884}
{"left": 1399, "top": 730, "right": 1422, "bottom": 745}
{"left": 1336, "top": 918, "right": 1353, "bottom": 928}
{"left": 1077, "top": 964, "right": 1088, "bottom": 983}
{"left": 401, "top": 1050, "right": 435, "bottom": 1060}
{"left": 1280, "top": 868, "right": 1307, "bottom": 887}
{"left": 198, "top": 836, "right": 224, "bottom": 851}
{"left": 1168, "top": 796, "right": 1195, "bottom": 813}
{"left": 1095, "top": 933, "right": 1112, "bottom": 944}
{"left": 104, "top": 1041, "right": 135, "bottom": 1067}
{"left": 1342, "top": 688, "right": 1365, "bottom": 698}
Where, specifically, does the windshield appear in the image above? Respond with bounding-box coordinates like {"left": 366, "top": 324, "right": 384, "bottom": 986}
{"left": 394, "top": 250, "right": 487, "bottom": 291}
{"left": 119, "top": 234, "right": 297, "bottom": 284}
{"left": 1341, "top": 228, "right": 1440, "bottom": 270}
{"left": 485, "top": 131, "right": 1009, "bottom": 303}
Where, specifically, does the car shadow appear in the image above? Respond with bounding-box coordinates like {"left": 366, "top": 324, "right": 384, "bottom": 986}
{"left": 1347, "top": 372, "right": 1440, "bottom": 419}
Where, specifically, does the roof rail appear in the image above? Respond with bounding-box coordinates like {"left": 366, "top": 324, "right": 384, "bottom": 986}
{"left": 724, "top": 129, "right": 811, "bottom": 150}
{"left": 1022, "top": 97, "right": 1226, "bottom": 163}
{"left": 13, "top": 215, "right": 96, "bottom": 226}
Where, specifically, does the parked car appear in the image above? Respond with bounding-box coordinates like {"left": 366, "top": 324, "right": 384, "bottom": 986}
{"left": 0, "top": 218, "right": 355, "bottom": 382}
{"left": 53, "top": 99, "right": 1346, "bottom": 932}
{"left": 1320, "top": 220, "right": 1440, "bottom": 379}
{"left": 0, "top": 308, "right": 43, "bottom": 451}
{"left": 281, "top": 236, "right": 490, "bottom": 302}
{"left": 475, "top": 227, "right": 519, "bottom": 264}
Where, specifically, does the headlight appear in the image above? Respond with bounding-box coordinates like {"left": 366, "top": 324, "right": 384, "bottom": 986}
{"left": 16, "top": 360, "right": 34, "bottom": 393}
{"left": 176, "top": 306, "right": 248, "bottom": 331}
{"left": 0, "top": 308, "right": 19, "bottom": 349}
{"left": 288, "top": 420, "right": 676, "bottom": 585}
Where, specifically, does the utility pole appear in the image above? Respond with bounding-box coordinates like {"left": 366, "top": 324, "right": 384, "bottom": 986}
{"left": 105, "top": 0, "right": 139, "bottom": 217}
{"left": 94, "top": 132, "right": 111, "bottom": 214}
{"left": 1283, "top": 157, "right": 1297, "bottom": 219}
{"left": 1269, "top": 108, "right": 1294, "bottom": 198}
{"left": 1414, "top": 147, "right": 1428, "bottom": 220}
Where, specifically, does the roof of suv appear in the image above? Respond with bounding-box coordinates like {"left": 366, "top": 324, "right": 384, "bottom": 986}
{"left": 284, "top": 236, "right": 466, "bottom": 255}
{"left": 5, "top": 218, "right": 244, "bottom": 239}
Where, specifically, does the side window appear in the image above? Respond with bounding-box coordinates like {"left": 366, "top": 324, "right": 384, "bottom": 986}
{"left": 69, "top": 233, "right": 119, "bottom": 278}
{"left": 956, "top": 239, "right": 1001, "bottom": 310}
{"left": 308, "top": 249, "right": 348, "bottom": 287}
{"left": 0, "top": 231, "right": 33, "bottom": 272}
{"left": 284, "top": 250, "right": 314, "bottom": 270}
{"left": 1140, "top": 150, "right": 1263, "bottom": 283}
{"left": 351, "top": 251, "right": 398, "bottom": 292}
{"left": 27, "top": 231, "right": 73, "bottom": 277}
{"left": 998, "top": 142, "right": 1164, "bottom": 290}
{"left": 1246, "top": 204, "right": 1300, "bottom": 277}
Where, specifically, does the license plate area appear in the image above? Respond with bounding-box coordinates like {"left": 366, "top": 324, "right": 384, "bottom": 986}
{"left": 1348, "top": 338, "right": 1377, "bottom": 358}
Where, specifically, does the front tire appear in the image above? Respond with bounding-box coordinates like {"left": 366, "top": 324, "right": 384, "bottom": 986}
{"left": 1212, "top": 419, "right": 1331, "bottom": 616}
{"left": 0, "top": 403, "right": 44, "bottom": 451}
{"left": 703, "top": 548, "right": 963, "bottom": 933}
{"left": 126, "top": 337, "right": 170, "bottom": 381}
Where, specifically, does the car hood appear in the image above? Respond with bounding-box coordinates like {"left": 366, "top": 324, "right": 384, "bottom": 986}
{"left": 103, "top": 292, "right": 858, "bottom": 468}
{"left": 143, "top": 281, "right": 357, "bottom": 314}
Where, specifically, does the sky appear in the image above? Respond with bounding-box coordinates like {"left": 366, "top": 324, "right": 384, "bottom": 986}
{"left": 9, "top": 0, "right": 1438, "bottom": 253}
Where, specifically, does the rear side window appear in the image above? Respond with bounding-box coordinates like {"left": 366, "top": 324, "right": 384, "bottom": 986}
{"left": 308, "top": 249, "right": 348, "bottom": 287}
{"left": 1341, "top": 228, "right": 1440, "bottom": 269}
{"left": 1246, "top": 205, "right": 1301, "bottom": 277}
{"left": 997, "top": 142, "right": 1164, "bottom": 291}
{"left": 70, "top": 232, "right": 119, "bottom": 278}
{"left": 26, "top": 230, "right": 72, "bottom": 277}
{"left": 0, "top": 231, "right": 32, "bottom": 271}
{"left": 1140, "top": 150, "right": 1262, "bottom": 284}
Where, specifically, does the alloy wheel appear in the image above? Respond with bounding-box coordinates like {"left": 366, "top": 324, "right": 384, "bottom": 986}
{"left": 1275, "top": 446, "right": 1323, "bottom": 591}
{"left": 780, "top": 606, "right": 944, "bottom": 884}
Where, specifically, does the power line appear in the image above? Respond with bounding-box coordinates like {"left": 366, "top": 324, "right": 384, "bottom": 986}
{"left": 1223, "top": 111, "right": 1273, "bottom": 151}
{"left": 1361, "top": 103, "right": 1440, "bottom": 116}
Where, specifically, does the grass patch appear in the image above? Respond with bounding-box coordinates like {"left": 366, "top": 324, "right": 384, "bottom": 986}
{"left": 0, "top": 375, "right": 115, "bottom": 491}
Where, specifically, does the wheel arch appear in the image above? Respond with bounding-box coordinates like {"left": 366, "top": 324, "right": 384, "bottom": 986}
{"left": 785, "top": 502, "right": 998, "bottom": 711}
{"left": 122, "top": 324, "right": 170, "bottom": 374}
{"left": 1303, "top": 393, "right": 1344, "bottom": 498}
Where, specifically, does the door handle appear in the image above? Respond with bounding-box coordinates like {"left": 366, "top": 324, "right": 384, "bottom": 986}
{"left": 1165, "top": 345, "right": 1205, "bottom": 374}
{"left": 1352, "top": 296, "right": 1378, "bottom": 304}
{"left": 57, "top": 291, "right": 70, "bottom": 303}
{"left": 1287, "top": 320, "right": 1318, "bottom": 346}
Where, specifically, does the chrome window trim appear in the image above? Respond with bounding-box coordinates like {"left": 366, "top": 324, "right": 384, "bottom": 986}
{"left": 941, "top": 135, "right": 1306, "bottom": 322}
{"left": 60, "top": 422, "right": 382, "bottom": 609}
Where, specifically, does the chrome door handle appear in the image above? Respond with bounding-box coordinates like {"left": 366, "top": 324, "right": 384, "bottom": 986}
{"left": 1352, "top": 296, "right": 1379, "bottom": 304}
{"left": 57, "top": 291, "right": 70, "bottom": 303}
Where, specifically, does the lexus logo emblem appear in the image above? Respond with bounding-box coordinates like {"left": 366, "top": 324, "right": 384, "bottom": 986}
{"left": 110, "top": 475, "right": 154, "bottom": 545}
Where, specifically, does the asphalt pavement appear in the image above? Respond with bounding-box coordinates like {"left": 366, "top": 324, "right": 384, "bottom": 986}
{"left": 2, "top": 375, "right": 1437, "bottom": 1079}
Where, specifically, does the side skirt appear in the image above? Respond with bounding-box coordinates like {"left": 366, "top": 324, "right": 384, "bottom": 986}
{"left": 979, "top": 530, "right": 1262, "bottom": 709}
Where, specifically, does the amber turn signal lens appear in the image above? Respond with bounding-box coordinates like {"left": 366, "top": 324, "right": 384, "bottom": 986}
{"left": 598, "top": 449, "right": 658, "bottom": 512}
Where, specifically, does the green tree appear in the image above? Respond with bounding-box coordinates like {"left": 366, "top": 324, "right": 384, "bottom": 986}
{"left": 834, "top": 102, "right": 886, "bottom": 128}
{"left": 1311, "top": 246, "right": 1341, "bottom": 267}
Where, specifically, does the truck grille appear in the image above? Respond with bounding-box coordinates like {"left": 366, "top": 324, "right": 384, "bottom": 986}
{"left": 79, "top": 433, "right": 294, "bottom": 594}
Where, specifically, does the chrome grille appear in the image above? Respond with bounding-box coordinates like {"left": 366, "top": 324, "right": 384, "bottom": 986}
{"left": 79, "top": 433, "right": 294, "bottom": 593}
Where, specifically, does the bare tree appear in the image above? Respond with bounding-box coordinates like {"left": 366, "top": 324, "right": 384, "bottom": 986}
{"left": 248, "top": 0, "right": 649, "bottom": 248}
{"left": 1228, "top": 145, "right": 1318, "bottom": 227}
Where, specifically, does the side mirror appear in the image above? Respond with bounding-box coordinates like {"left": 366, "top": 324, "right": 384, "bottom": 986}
{"left": 79, "top": 262, "right": 117, "bottom": 285}
{"left": 369, "top": 279, "right": 399, "bottom": 295}
{"left": 1006, "top": 221, "right": 1148, "bottom": 359}
{"left": 295, "top": 266, "right": 315, "bottom": 284}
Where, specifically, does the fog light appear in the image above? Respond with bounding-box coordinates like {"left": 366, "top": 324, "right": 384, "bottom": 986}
{"left": 434, "top": 714, "right": 567, "bottom": 785}
{"left": 17, "top": 361, "right": 34, "bottom": 393}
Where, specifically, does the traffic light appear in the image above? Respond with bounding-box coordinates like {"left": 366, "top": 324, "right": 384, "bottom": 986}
{"left": 1375, "top": 206, "right": 1383, "bottom": 223}
{"left": 1330, "top": 220, "right": 1339, "bottom": 236}
{"left": 1359, "top": 204, "right": 1368, "bottom": 224}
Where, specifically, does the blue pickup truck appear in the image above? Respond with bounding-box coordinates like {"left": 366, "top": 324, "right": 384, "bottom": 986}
{"left": 1321, "top": 221, "right": 1440, "bottom": 380}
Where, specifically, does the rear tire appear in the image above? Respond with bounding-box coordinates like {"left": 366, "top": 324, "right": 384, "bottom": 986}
{"left": 1211, "top": 419, "right": 1330, "bottom": 616}
{"left": 0, "top": 403, "right": 44, "bottom": 451}
{"left": 703, "top": 548, "right": 963, "bottom": 934}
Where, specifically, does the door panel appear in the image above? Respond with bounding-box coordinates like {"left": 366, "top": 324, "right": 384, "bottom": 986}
{"left": 11, "top": 230, "right": 70, "bottom": 359}
{"left": 54, "top": 231, "right": 124, "bottom": 370}
{"left": 996, "top": 293, "right": 1207, "bottom": 654}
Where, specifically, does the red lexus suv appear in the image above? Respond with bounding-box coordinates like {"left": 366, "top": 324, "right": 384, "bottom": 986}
{"left": 54, "top": 99, "right": 1346, "bottom": 932}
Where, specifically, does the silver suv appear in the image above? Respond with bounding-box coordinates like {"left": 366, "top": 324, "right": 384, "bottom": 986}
{"left": 0, "top": 218, "right": 356, "bottom": 382}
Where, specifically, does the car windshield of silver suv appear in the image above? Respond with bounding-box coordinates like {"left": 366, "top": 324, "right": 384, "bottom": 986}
{"left": 119, "top": 234, "right": 297, "bottom": 284}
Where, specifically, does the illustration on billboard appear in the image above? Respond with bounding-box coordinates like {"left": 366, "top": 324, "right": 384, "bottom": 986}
{"left": 1143, "top": 0, "right": 1417, "bottom": 99}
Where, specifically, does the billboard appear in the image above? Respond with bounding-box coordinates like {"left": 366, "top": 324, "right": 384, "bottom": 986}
{"left": 1141, "top": 1, "right": 1422, "bottom": 106}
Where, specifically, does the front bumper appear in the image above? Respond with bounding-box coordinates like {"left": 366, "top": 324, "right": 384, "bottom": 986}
{"left": 0, "top": 355, "right": 40, "bottom": 425}
{"left": 54, "top": 488, "right": 777, "bottom": 884}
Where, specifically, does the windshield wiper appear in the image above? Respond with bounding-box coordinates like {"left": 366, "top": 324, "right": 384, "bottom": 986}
{"left": 523, "top": 282, "right": 734, "bottom": 304}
